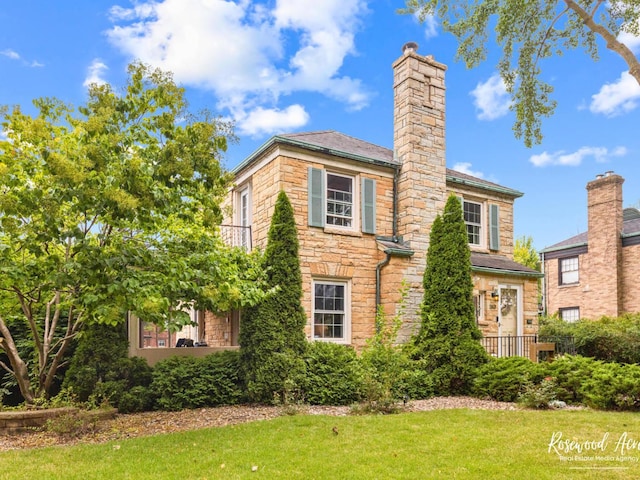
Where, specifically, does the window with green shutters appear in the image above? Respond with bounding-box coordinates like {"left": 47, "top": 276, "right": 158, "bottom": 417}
{"left": 307, "top": 167, "right": 376, "bottom": 234}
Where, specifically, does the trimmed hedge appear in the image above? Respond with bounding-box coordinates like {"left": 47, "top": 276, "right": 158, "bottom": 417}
{"left": 472, "top": 356, "right": 545, "bottom": 402}
{"left": 150, "top": 351, "right": 243, "bottom": 411}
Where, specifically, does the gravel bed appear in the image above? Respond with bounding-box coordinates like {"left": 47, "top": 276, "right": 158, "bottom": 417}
{"left": 0, "top": 397, "right": 516, "bottom": 452}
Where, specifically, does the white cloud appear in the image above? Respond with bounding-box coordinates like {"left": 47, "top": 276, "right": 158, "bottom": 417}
{"left": 238, "top": 104, "right": 309, "bottom": 137}
{"left": 590, "top": 71, "right": 640, "bottom": 116}
{"left": 412, "top": 12, "right": 438, "bottom": 39}
{"left": 470, "top": 74, "right": 511, "bottom": 120}
{"left": 83, "top": 59, "right": 109, "bottom": 88}
{"left": 451, "top": 162, "right": 484, "bottom": 179}
{"left": 106, "top": 0, "right": 369, "bottom": 136}
{"left": 0, "top": 49, "right": 20, "bottom": 60}
{"left": 618, "top": 21, "right": 640, "bottom": 54}
{"left": 529, "top": 146, "right": 628, "bottom": 167}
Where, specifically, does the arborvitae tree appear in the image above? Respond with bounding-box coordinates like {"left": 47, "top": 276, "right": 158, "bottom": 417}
{"left": 412, "top": 194, "right": 488, "bottom": 395}
{"left": 239, "top": 190, "right": 307, "bottom": 403}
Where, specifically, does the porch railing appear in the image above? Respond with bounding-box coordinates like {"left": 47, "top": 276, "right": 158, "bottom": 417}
{"left": 480, "top": 334, "right": 575, "bottom": 359}
{"left": 220, "top": 225, "right": 252, "bottom": 250}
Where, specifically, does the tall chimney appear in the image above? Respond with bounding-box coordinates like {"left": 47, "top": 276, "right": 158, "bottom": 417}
{"left": 392, "top": 42, "right": 447, "bottom": 334}
{"left": 586, "top": 172, "right": 624, "bottom": 316}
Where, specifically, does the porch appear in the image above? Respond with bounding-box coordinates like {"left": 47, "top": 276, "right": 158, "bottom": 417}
{"left": 480, "top": 334, "right": 575, "bottom": 361}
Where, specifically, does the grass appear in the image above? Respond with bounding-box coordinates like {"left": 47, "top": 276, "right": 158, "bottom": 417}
{"left": 1, "top": 408, "right": 639, "bottom": 479}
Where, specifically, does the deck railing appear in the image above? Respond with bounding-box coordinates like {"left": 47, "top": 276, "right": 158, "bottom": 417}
{"left": 219, "top": 225, "right": 252, "bottom": 250}
{"left": 480, "top": 334, "right": 575, "bottom": 359}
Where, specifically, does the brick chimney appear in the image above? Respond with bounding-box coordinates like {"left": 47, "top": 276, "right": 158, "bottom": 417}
{"left": 392, "top": 42, "right": 447, "bottom": 334}
{"left": 586, "top": 171, "right": 624, "bottom": 316}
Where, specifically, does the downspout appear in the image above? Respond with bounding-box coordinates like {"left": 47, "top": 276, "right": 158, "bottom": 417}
{"left": 375, "top": 166, "right": 400, "bottom": 320}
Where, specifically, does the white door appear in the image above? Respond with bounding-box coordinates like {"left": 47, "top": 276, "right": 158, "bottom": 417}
{"left": 497, "top": 285, "right": 522, "bottom": 356}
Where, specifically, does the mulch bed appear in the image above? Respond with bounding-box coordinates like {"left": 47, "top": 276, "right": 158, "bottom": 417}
{"left": 0, "top": 397, "right": 516, "bottom": 452}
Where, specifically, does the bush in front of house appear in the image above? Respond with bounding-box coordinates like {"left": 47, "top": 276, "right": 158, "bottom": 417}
{"left": 239, "top": 191, "right": 307, "bottom": 404}
{"left": 150, "top": 351, "right": 243, "bottom": 411}
{"left": 472, "top": 356, "right": 545, "bottom": 402}
{"left": 302, "top": 342, "right": 364, "bottom": 406}
{"left": 539, "top": 313, "right": 640, "bottom": 364}
{"left": 579, "top": 361, "right": 640, "bottom": 411}
{"left": 411, "top": 195, "right": 488, "bottom": 396}
{"left": 541, "top": 354, "right": 600, "bottom": 405}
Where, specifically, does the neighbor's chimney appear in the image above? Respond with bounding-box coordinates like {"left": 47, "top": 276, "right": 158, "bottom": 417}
{"left": 586, "top": 172, "right": 624, "bottom": 316}
{"left": 392, "top": 42, "right": 447, "bottom": 337}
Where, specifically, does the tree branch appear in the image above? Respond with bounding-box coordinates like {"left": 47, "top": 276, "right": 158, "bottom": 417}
{"left": 564, "top": 0, "right": 640, "bottom": 84}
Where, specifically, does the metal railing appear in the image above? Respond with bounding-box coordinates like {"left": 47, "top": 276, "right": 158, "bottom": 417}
{"left": 219, "top": 225, "right": 252, "bottom": 250}
{"left": 480, "top": 334, "right": 575, "bottom": 359}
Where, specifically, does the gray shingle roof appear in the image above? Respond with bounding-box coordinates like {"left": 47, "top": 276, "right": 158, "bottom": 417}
{"left": 541, "top": 208, "right": 640, "bottom": 253}
{"left": 233, "top": 130, "right": 523, "bottom": 197}
{"left": 471, "top": 252, "right": 542, "bottom": 277}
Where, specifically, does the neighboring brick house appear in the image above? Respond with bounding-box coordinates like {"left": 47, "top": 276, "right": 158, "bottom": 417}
{"left": 541, "top": 172, "right": 640, "bottom": 321}
{"left": 128, "top": 43, "right": 542, "bottom": 361}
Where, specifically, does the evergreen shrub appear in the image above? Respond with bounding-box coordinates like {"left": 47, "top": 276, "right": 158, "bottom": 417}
{"left": 303, "top": 342, "right": 364, "bottom": 406}
{"left": 472, "top": 356, "right": 545, "bottom": 402}
{"left": 150, "top": 351, "right": 242, "bottom": 411}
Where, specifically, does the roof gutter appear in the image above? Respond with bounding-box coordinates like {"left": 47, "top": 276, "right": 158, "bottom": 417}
{"left": 471, "top": 266, "right": 544, "bottom": 278}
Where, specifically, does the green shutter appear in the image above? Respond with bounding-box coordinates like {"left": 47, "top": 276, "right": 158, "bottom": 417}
{"left": 361, "top": 177, "right": 376, "bottom": 234}
{"left": 308, "top": 167, "right": 325, "bottom": 227}
{"left": 489, "top": 204, "right": 500, "bottom": 250}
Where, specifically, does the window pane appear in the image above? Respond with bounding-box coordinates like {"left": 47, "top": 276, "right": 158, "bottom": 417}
{"left": 313, "top": 282, "right": 346, "bottom": 340}
{"left": 560, "top": 257, "right": 579, "bottom": 285}
{"left": 463, "top": 201, "right": 482, "bottom": 245}
{"left": 326, "top": 173, "right": 353, "bottom": 228}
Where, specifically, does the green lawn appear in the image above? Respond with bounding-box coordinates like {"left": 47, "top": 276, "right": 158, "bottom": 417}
{"left": 1, "top": 409, "right": 639, "bottom": 479}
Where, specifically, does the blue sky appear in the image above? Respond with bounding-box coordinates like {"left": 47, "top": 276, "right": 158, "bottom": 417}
{"left": 1, "top": 0, "right": 639, "bottom": 251}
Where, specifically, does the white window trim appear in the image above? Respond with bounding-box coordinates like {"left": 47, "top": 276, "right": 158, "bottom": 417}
{"left": 559, "top": 307, "right": 580, "bottom": 323}
{"left": 311, "top": 278, "right": 351, "bottom": 344}
{"left": 325, "top": 171, "right": 359, "bottom": 233}
{"left": 235, "top": 184, "right": 252, "bottom": 250}
{"left": 462, "top": 197, "right": 486, "bottom": 249}
{"left": 559, "top": 256, "right": 579, "bottom": 285}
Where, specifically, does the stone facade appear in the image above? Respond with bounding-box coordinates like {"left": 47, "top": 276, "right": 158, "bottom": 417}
{"left": 542, "top": 172, "right": 640, "bottom": 320}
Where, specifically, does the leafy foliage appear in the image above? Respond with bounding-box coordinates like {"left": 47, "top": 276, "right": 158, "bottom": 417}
{"left": 513, "top": 236, "right": 540, "bottom": 271}
{"left": 239, "top": 191, "right": 308, "bottom": 404}
{"left": 411, "top": 195, "right": 488, "bottom": 395}
{"left": 150, "top": 351, "right": 243, "bottom": 411}
{"left": 539, "top": 313, "right": 640, "bottom": 363}
{"left": 0, "top": 62, "right": 269, "bottom": 403}
{"left": 303, "top": 342, "right": 364, "bottom": 406}
{"left": 473, "top": 356, "right": 545, "bottom": 402}
{"left": 403, "top": 0, "right": 640, "bottom": 146}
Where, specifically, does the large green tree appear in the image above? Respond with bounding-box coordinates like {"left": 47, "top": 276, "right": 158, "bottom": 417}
{"left": 412, "top": 195, "right": 488, "bottom": 395}
{"left": 239, "top": 190, "right": 307, "bottom": 404}
{"left": 403, "top": 0, "right": 640, "bottom": 146}
{"left": 0, "top": 63, "right": 268, "bottom": 404}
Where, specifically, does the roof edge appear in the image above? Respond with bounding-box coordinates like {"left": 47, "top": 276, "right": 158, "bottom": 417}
{"left": 471, "top": 265, "right": 544, "bottom": 278}
{"left": 540, "top": 241, "right": 588, "bottom": 254}
{"left": 447, "top": 174, "right": 523, "bottom": 198}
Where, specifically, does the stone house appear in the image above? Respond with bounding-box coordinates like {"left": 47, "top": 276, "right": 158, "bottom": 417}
{"left": 540, "top": 172, "right": 640, "bottom": 321}
{"left": 128, "top": 43, "right": 541, "bottom": 361}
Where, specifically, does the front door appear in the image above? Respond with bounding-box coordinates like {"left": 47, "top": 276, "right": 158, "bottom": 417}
{"left": 498, "top": 285, "right": 522, "bottom": 356}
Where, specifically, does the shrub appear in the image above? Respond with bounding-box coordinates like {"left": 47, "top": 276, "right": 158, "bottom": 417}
{"left": 517, "top": 377, "right": 557, "bottom": 409}
{"left": 412, "top": 195, "right": 488, "bottom": 395}
{"left": 473, "top": 357, "right": 545, "bottom": 402}
{"left": 543, "top": 354, "right": 600, "bottom": 404}
{"left": 150, "top": 351, "right": 242, "bottom": 411}
{"left": 539, "top": 313, "right": 640, "bottom": 363}
{"left": 118, "top": 386, "right": 155, "bottom": 414}
{"left": 303, "top": 342, "right": 363, "bottom": 406}
{"left": 581, "top": 362, "right": 640, "bottom": 411}
{"left": 239, "top": 191, "right": 307, "bottom": 404}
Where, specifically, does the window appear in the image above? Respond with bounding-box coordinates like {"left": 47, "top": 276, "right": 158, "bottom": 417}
{"left": 463, "top": 200, "right": 482, "bottom": 245}
{"left": 239, "top": 188, "right": 250, "bottom": 249}
{"left": 559, "top": 307, "right": 580, "bottom": 323}
{"left": 313, "top": 280, "right": 350, "bottom": 342}
{"left": 326, "top": 173, "right": 353, "bottom": 228}
{"left": 559, "top": 257, "right": 579, "bottom": 285}
{"left": 474, "top": 292, "right": 486, "bottom": 324}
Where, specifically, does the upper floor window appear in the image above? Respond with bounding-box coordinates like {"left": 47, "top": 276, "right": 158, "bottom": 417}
{"left": 308, "top": 167, "right": 376, "bottom": 235}
{"left": 239, "top": 188, "right": 251, "bottom": 249}
{"left": 559, "top": 307, "right": 580, "bottom": 323}
{"left": 559, "top": 256, "right": 579, "bottom": 285}
{"left": 326, "top": 173, "right": 353, "bottom": 228}
{"left": 463, "top": 200, "right": 482, "bottom": 245}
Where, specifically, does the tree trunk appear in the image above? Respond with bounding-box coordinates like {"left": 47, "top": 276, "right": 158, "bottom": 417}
{"left": 0, "top": 318, "right": 36, "bottom": 404}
